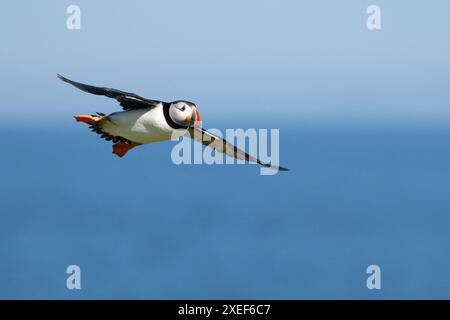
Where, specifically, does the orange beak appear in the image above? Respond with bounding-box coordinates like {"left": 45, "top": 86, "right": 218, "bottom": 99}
{"left": 190, "top": 107, "right": 202, "bottom": 127}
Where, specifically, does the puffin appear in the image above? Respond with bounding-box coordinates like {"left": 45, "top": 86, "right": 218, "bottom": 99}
{"left": 58, "top": 75, "right": 288, "bottom": 171}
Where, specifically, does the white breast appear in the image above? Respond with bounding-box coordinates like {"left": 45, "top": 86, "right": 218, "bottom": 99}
{"left": 101, "top": 104, "right": 187, "bottom": 144}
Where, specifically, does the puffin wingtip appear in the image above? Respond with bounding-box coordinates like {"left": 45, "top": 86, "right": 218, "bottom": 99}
{"left": 57, "top": 74, "right": 68, "bottom": 82}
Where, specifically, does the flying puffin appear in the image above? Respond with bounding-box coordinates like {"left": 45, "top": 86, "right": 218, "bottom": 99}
{"left": 58, "top": 75, "right": 288, "bottom": 171}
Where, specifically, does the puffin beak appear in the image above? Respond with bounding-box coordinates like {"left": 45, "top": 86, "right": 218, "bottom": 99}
{"left": 189, "top": 107, "right": 202, "bottom": 127}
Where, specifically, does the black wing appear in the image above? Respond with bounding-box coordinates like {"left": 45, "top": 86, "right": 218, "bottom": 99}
{"left": 57, "top": 74, "right": 161, "bottom": 110}
{"left": 187, "top": 127, "right": 289, "bottom": 171}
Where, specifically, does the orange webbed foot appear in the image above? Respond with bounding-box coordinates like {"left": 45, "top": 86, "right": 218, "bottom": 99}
{"left": 112, "top": 142, "right": 139, "bottom": 158}
{"left": 74, "top": 115, "right": 103, "bottom": 125}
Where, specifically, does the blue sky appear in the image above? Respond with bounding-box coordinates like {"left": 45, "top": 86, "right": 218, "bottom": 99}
{"left": 1, "top": 0, "right": 449, "bottom": 126}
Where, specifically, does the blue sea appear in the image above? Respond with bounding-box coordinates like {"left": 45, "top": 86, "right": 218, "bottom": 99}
{"left": 1, "top": 124, "right": 449, "bottom": 299}
{"left": 1, "top": 0, "right": 450, "bottom": 300}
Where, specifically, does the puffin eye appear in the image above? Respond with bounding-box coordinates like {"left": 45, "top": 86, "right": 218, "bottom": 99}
{"left": 180, "top": 106, "right": 186, "bottom": 111}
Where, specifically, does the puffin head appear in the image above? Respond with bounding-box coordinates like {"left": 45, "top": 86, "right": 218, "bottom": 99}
{"left": 169, "top": 100, "right": 202, "bottom": 128}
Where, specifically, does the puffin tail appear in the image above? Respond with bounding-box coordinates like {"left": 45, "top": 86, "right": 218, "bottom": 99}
{"left": 73, "top": 113, "right": 139, "bottom": 158}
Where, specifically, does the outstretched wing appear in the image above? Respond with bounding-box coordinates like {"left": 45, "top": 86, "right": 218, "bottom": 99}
{"left": 186, "top": 127, "right": 289, "bottom": 171}
{"left": 57, "top": 74, "right": 161, "bottom": 110}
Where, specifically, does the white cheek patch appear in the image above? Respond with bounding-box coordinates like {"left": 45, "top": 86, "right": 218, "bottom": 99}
{"left": 169, "top": 105, "right": 187, "bottom": 124}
